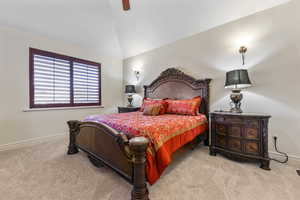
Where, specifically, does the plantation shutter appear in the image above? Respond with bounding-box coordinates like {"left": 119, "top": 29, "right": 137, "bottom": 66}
{"left": 73, "top": 62, "right": 100, "bottom": 104}
{"left": 33, "top": 55, "right": 71, "bottom": 105}
{"left": 30, "top": 48, "right": 101, "bottom": 108}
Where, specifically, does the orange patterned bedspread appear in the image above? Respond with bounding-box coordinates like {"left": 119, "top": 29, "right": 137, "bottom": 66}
{"left": 84, "top": 112, "right": 208, "bottom": 184}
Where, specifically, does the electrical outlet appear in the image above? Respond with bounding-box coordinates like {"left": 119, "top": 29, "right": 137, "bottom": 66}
{"left": 297, "top": 170, "right": 300, "bottom": 176}
{"left": 273, "top": 136, "right": 278, "bottom": 144}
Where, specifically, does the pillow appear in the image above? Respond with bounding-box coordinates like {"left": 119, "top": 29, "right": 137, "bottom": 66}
{"left": 165, "top": 96, "right": 202, "bottom": 116}
{"left": 143, "top": 104, "right": 162, "bottom": 116}
{"left": 140, "top": 98, "right": 168, "bottom": 115}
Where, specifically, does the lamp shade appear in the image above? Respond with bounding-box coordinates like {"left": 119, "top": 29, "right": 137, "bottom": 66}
{"left": 125, "top": 85, "right": 136, "bottom": 94}
{"left": 225, "top": 69, "right": 252, "bottom": 89}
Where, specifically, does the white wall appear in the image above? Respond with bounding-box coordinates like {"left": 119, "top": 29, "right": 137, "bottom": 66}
{"left": 123, "top": 1, "right": 300, "bottom": 158}
{"left": 0, "top": 26, "right": 123, "bottom": 147}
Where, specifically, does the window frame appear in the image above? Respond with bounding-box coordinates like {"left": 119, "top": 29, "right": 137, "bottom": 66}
{"left": 29, "top": 48, "right": 101, "bottom": 109}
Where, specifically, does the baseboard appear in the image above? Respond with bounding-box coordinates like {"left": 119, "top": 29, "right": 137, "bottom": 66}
{"left": 269, "top": 151, "right": 300, "bottom": 166}
{"left": 0, "top": 133, "right": 67, "bottom": 152}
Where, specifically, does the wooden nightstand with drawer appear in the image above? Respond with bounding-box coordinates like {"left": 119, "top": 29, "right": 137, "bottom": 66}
{"left": 209, "top": 112, "right": 271, "bottom": 170}
{"left": 118, "top": 106, "right": 140, "bottom": 113}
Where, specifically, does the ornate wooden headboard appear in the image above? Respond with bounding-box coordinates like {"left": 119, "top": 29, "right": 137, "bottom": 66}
{"left": 144, "top": 68, "right": 212, "bottom": 117}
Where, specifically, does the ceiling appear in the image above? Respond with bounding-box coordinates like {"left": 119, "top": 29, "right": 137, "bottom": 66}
{"left": 0, "top": 0, "right": 121, "bottom": 57}
{"left": 110, "top": 0, "right": 290, "bottom": 58}
{"left": 0, "top": 0, "right": 290, "bottom": 58}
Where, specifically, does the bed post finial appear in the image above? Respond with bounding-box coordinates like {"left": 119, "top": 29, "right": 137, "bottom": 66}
{"left": 67, "top": 120, "right": 80, "bottom": 155}
{"left": 129, "top": 137, "right": 149, "bottom": 200}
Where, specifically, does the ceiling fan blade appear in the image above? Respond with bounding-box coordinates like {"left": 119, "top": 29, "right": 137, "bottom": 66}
{"left": 122, "top": 0, "right": 130, "bottom": 11}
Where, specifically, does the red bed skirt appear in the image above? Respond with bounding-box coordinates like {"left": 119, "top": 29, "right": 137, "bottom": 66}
{"left": 146, "top": 123, "right": 208, "bottom": 184}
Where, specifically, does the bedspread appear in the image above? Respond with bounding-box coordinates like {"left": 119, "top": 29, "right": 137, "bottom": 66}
{"left": 84, "top": 112, "right": 208, "bottom": 184}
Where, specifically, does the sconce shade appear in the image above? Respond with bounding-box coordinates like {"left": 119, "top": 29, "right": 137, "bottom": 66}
{"left": 125, "top": 85, "right": 136, "bottom": 94}
{"left": 225, "top": 69, "right": 252, "bottom": 89}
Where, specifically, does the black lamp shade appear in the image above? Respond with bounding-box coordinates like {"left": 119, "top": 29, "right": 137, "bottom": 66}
{"left": 225, "top": 69, "right": 252, "bottom": 89}
{"left": 125, "top": 85, "right": 136, "bottom": 94}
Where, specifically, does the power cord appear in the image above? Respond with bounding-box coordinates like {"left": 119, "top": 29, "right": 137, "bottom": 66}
{"left": 270, "top": 136, "right": 288, "bottom": 164}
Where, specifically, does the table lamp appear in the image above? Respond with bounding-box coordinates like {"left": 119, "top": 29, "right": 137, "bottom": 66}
{"left": 125, "top": 85, "right": 136, "bottom": 107}
{"left": 225, "top": 47, "right": 252, "bottom": 113}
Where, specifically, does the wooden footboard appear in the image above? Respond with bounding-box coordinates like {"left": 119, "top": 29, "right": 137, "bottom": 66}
{"left": 67, "top": 120, "right": 149, "bottom": 200}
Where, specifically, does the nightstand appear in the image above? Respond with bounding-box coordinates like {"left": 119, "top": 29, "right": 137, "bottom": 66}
{"left": 209, "top": 111, "right": 271, "bottom": 170}
{"left": 118, "top": 106, "right": 140, "bottom": 113}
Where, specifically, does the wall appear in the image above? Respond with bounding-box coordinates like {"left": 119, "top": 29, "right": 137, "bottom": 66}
{"left": 123, "top": 1, "right": 300, "bottom": 158}
{"left": 0, "top": 26, "right": 123, "bottom": 147}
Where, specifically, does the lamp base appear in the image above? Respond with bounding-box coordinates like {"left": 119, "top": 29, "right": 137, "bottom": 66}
{"left": 127, "top": 95, "right": 133, "bottom": 107}
{"left": 230, "top": 107, "right": 243, "bottom": 113}
{"left": 230, "top": 90, "right": 243, "bottom": 113}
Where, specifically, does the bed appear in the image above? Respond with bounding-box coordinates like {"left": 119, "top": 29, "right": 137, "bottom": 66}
{"left": 67, "top": 68, "right": 211, "bottom": 200}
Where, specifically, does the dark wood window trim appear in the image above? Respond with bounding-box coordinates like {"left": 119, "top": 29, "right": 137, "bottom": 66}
{"left": 29, "top": 48, "right": 101, "bottom": 109}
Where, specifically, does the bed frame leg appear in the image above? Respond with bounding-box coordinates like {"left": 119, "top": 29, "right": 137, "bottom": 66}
{"left": 67, "top": 120, "right": 80, "bottom": 155}
{"left": 88, "top": 155, "right": 105, "bottom": 168}
{"left": 204, "top": 138, "right": 209, "bottom": 146}
{"left": 129, "top": 137, "right": 149, "bottom": 200}
{"left": 204, "top": 131, "right": 210, "bottom": 146}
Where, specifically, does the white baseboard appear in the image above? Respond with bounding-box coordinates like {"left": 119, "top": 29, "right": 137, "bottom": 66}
{"left": 269, "top": 151, "right": 300, "bottom": 167}
{"left": 0, "top": 133, "right": 67, "bottom": 152}
{"left": 269, "top": 151, "right": 300, "bottom": 160}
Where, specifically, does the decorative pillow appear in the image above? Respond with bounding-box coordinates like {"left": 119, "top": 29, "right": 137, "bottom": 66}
{"left": 140, "top": 98, "right": 168, "bottom": 115}
{"left": 143, "top": 104, "right": 162, "bottom": 116}
{"left": 165, "top": 96, "right": 202, "bottom": 116}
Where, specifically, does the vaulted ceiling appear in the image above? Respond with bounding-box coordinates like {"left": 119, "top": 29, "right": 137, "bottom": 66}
{"left": 0, "top": 0, "right": 121, "bottom": 57}
{"left": 0, "top": 0, "right": 290, "bottom": 58}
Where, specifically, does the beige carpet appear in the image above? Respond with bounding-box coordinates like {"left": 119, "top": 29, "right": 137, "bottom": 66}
{"left": 0, "top": 138, "right": 299, "bottom": 200}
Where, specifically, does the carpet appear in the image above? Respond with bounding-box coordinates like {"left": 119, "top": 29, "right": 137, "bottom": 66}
{"left": 0, "top": 138, "right": 299, "bottom": 200}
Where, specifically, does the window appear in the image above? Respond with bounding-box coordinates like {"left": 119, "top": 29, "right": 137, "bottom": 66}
{"left": 29, "top": 48, "right": 101, "bottom": 108}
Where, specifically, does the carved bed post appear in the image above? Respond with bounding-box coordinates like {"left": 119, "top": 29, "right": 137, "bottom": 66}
{"left": 204, "top": 78, "right": 211, "bottom": 146}
{"left": 129, "top": 137, "right": 149, "bottom": 200}
{"left": 67, "top": 120, "right": 80, "bottom": 155}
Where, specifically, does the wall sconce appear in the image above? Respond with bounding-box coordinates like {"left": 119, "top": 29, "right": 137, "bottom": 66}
{"left": 134, "top": 70, "right": 140, "bottom": 81}
{"left": 239, "top": 46, "right": 247, "bottom": 65}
